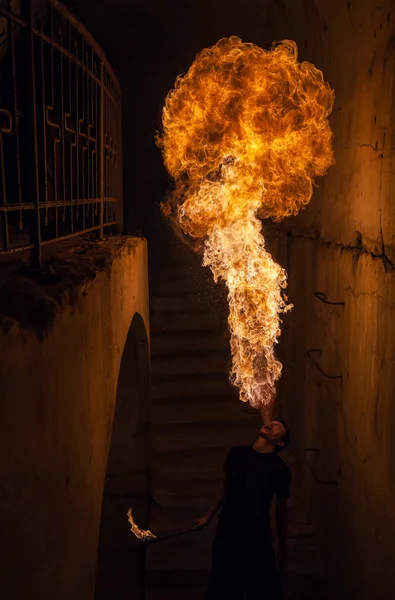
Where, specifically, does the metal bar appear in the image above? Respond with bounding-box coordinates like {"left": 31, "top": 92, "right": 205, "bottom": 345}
{"left": 10, "top": 8, "right": 23, "bottom": 206}
{"left": 49, "top": 7, "right": 59, "bottom": 239}
{"left": 0, "top": 244, "right": 36, "bottom": 255}
{"left": 0, "top": 108, "right": 13, "bottom": 134}
{"left": 81, "top": 37, "right": 86, "bottom": 231}
{"left": 116, "top": 92, "right": 123, "bottom": 232}
{"left": 0, "top": 8, "right": 28, "bottom": 28}
{"left": 0, "top": 5, "right": 122, "bottom": 99}
{"left": 98, "top": 58, "right": 104, "bottom": 239}
{"left": 41, "top": 37, "right": 49, "bottom": 206}
{"left": 0, "top": 0, "right": 122, "bottom": 256}
{"left": 65, "top": 25, "right": 75, "bottom": 233}
{"left": 306, "top": 349, "right": 342, "bottom": 380}
{"left": 0, "top": 221, "right": 117, "bottom": 255}
{"left": 93, "top": 59, "right": 99, "bottom": 225}
{"left": 32, "top": 30, "right": 121, "bottom": 109}
{"left": 314, "top": 292, "right": 345, "bottom": 307}
{"left": 32, "top": 36, "right": 101, "bottom": 87}
{"left": 86, "top": 48, "right": 90, "bottom": 226}
{"left": 110, "top": 99, "right": 114, "bottom": 222}
{"left": 40, "top": 221, "right": 116, "bottom": 245}
{"left": 75, "top": 38, "right": 80, "bottom": 221}
{"left": 0, "top": 197, "right": 118, "bottom": 211}
{"left": 60, "top": 26, "right": 66, "bottom": 229}
{"left": 28, "top": 0, "right": 42, "bottom": 266}
{"left": 148, "top": 528, "right": 195, "bottom": 545}
{"left": 0, "top": 123, "right": 10, "bottom": 250}
{"left": 105, "top": 82, "right": 109, "bottom": 226}
{"left": 0, "top": 203, "right": 35, "bottom": 211}
{"left": 87, "top": 49, "right": 95, "bottom": 226}
{"left": 46, "top": 0, "right": 121, "bottom": 94}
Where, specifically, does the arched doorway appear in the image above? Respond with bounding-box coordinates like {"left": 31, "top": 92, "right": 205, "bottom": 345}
{"left": 95, "top": 313, "right": 150, "bottom": 600}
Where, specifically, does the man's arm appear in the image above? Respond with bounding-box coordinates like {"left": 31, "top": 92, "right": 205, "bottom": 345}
{"left": 193, "top": 478, "right": 227, "bottom": 530}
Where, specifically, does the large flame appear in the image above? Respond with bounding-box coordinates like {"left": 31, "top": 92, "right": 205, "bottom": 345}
{"left": 157, "top": 37, "right": 334, "bottom": 407}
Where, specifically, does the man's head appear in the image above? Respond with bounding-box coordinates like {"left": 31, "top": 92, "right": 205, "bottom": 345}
{"left": 258, "top": 420, "right": 290, "bottom": 453}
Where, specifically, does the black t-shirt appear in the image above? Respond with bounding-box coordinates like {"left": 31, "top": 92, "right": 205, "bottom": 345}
{"left": 217, "top": 445, "right": 291, "bottom": 538}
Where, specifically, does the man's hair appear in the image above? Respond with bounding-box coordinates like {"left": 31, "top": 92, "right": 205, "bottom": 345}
{"left": 274, "top": 419, "right": 290, "bottom": 453}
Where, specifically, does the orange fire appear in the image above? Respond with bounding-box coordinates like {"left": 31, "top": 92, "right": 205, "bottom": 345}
{"left": 157, "top": 37, "right": 334, "bottom": 407}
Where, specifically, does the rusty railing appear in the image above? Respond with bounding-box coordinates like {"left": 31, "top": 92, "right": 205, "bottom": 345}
{"left": 0, "top": 0, "right": 122, "bottom": 265}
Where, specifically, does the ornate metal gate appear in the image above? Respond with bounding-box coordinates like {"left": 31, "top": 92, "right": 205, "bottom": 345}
{"left": 0, "top": 0, "right": 122, "bottom": 265}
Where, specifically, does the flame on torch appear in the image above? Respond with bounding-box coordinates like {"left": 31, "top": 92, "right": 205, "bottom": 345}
{"left": 157, "top": 37, "right": 334, "bottom": 408}
{"left": 127, "top": 508, "right": 157, "bottom": 542}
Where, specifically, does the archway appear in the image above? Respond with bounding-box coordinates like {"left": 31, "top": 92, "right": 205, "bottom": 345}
{"left": 95, "top": 313, "right": 150, "bottom": 600}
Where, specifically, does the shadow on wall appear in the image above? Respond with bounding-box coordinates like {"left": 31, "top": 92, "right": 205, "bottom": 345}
{"left": 95, "top": 312, "right": 151, "bottom": 600}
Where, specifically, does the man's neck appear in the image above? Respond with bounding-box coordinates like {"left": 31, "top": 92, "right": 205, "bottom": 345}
{"left": 252, "top": 437, "right": 276, "bottom": 454}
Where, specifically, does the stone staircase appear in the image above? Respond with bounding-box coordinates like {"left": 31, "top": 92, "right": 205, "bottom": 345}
{"left": 145, "top": 227, "right": 327, "bottom": 599}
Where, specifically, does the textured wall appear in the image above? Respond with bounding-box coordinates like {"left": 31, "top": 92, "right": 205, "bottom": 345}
{"left": 0, "top": 237, "right": 149, "bottom": 600}
{"left": 274, "top": 2, "right": 395, "bottom": 599}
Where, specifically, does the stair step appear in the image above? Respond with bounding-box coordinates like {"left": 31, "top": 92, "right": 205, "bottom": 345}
{"left": 151, "top": 444, "right": 230, "bottom": 465}
{"left": 146, "top": 534, "right": 323, "bottom": 576}
{"left": 146, "top": 569, "right": 209, "bottom": 589}
{"left": 150, "top": 490, "right": 220, "bottom": 538}
{"left": 151, "top": 480, "right": 222, "bottom": 513}
{"left": 148, "top": 503, "right": 318, "bottom": 542}
{"left": 151, "top": 278, "right": 201, "bottom": 295}
{"left": 146, "top": 584, "right": 207, "bottom": 600}
{"left": 149, "top": 251, "right": 200, "bottom": 269}
{"left": 146, "top": 534, "right": 212, "bottom": 572}
{"left": 151, "top": 295, "right": 208, "bottom": 311}
{"left": 153, "top": 263, "right": 203, "bottom": 281}
{"left": 152, "top": 352, "right": 230, "bottom": 378}
{"left": 151, "top": 443, "right": 258, "bottom": 483}
{"left": 150, "top": 310, "right": 218, "bottom": 333}
{"left": 151, "top": 331, "right": 229, "bottom": 355}
{"left": 151, "top": 419, "right": 259, "bottom": 453}
{"left": 148, "top": 504, "right": 218, "bottom": 538}
{"left": 151, "top": 395, "right": 258, "bottom": 424}
{"left": 146, "top": 574, "right": 326, "bottom": 600}
{"left": 151, "top": 373, "right": 237, "bottom": 401}
{"left": 151, "top": 348, "right": 229, "bottom": 361}
{"left": 151, "top": 484, "right": 218, "bottom": 511}
{"left": 151, "top": 393, "right": 238, "bottom": 408}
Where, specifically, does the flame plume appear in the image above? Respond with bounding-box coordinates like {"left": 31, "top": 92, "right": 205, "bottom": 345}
{"left": 157, "top": 37, "right": 334, "bottom": 407}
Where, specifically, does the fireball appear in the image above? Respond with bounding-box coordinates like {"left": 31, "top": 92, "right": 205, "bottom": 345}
{"left": 157, "top": 37, "right": 334, "bottom": 407}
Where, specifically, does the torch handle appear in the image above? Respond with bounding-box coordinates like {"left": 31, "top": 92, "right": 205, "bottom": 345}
{"left": 148, "top": 528, "right": 195, "bottom": 544}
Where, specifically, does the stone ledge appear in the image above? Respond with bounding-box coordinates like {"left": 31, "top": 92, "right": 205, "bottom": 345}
{"left": 0, "top": 234, "right": 143, "bottom": 338}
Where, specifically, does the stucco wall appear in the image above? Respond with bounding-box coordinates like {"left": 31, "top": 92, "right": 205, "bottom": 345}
{"left": 273, "top": 2, "right": 395, "bottom": 599}
{"left": 275, "top": 235, "right": 395, "bottom": 600}
{"left": 0, "top": 236, "right": 149, "bottom": 600}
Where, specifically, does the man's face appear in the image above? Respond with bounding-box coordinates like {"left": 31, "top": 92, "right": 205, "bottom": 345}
{"left": 258, "top": 420, "right": 286, "bottom": 447}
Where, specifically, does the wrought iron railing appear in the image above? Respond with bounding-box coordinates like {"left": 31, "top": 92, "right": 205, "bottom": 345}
{"left": 0, "top": 0, "right": 122, "bottom": 265}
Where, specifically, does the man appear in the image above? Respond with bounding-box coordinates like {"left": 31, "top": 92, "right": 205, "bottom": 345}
{"left": 194, "top": 420, "right": 291, "bottom": 600}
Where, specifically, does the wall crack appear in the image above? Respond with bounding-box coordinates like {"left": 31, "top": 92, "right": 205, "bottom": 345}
{"left": 336, "top": 228, "right": 394, "bottom": 272}
{"left": 284, "top": 228, "right": 394, "bottom": 272}
{"left": 356, "top": 141, "right": 383, "bottom": 152}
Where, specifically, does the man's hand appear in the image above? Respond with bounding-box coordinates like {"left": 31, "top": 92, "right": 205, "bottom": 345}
{"left": 192, "top": 516, "right": 210, "bottom": 531}
{"left": 277, "top": 544, "right": 287, "bottom": 575}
